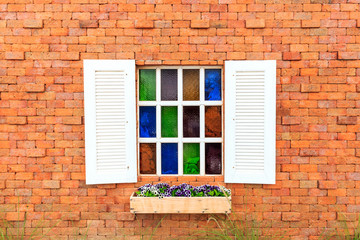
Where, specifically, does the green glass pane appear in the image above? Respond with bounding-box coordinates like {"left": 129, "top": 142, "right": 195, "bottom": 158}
{"left": 139, "top": 69, "right": 156, "bottom": 101}
{"left": 183, "top": 143, "right": 200, "bottom": 175}
{"left": 161, "top": 106, "right": 177, "bottom": 137}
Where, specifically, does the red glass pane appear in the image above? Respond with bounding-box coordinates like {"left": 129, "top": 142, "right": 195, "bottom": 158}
{"left": 140, "top": 143, "right": 156, "bottom": 174}
{"left": 205, "top": 106, "right": 222, "bottom": 137}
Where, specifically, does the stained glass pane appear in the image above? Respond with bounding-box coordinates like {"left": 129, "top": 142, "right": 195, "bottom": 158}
{"left": 161, "top": 106, "right": 178, "bottom": 137}
{"left": 183, "top": 106, "right": 199, "bottom": 138}
{"left": 140, "top": 143, "right": 156, "bottom": 174}
{"left": 205, "top": 106, "right": 222, "bottom": 137}
{"left": 139, "top": 69, "right": 156, "bottom": 101}
{"left": 161, "top": 69, "right": 177, "bottom": 101}
{"left": 139, "top": 106, "right": 156, "bottom": 138}
{"left": 183, "top": 69, "right": 199, "bottom": 101}
{"left": 205, "top": 69, "right": 221, "bottom": 101}
{"left": 205, "top": 143, "right": 222, "bottom": 174}
{"left": 183, "top": 143, "right": 200, "bottom": 175}
{"left": 161, "top": 143, "right": 178, "bottom": 174}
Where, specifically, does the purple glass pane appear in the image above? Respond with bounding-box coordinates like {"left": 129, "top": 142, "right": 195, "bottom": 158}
{"left": 161, "top": 69, "right": 178, "bottom": 101}
{"left": 205, "top": 143, "right": 222, "bottom": 174}
{"left": 183, "top": 106, "right": 200, "bottom": 138}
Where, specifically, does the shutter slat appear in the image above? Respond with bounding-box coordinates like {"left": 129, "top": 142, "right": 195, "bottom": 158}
{"left": 225, "top": 60, "right": 276, "bottom": 184}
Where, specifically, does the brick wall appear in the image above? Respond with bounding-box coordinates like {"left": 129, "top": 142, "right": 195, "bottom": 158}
{"left": 1, "top": 0, "right": 360, "bottom": 239}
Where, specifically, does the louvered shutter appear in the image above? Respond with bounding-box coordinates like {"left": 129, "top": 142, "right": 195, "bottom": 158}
{"left": 84, "top": 60, "right": 137, "bottom": 184}
{"left": 224, "top": 60, "right": 276, "bottom": 184}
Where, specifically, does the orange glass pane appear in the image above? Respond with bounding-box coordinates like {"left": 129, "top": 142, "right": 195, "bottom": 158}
{"left": 140, "top": 143, "right": 156, "bottom": 174}
{"left": 183, "top": 69, "right": 199, "bottom": 101}
{"left": 205, "top": 106, "right": 222, "bottom": 137}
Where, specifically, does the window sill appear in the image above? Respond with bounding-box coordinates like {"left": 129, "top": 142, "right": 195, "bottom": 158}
{"left": 130, "top": 193, "right": 231, "bottom": 214}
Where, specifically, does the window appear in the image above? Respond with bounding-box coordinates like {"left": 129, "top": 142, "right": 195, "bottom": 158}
{"left": 84, "top": 60, "right": 276, "bottom": 185}
{"left": 138, "top": 67, "right": 223, "bottom": 176}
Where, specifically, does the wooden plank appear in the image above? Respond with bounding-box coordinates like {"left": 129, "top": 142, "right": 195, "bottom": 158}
{"left": 130, "top": 193, "right": 231, "bottom": 214}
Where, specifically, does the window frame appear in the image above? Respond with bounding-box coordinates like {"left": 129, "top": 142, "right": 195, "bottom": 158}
{"left": 137, "top": 66, "right": 224, "bottom": 176}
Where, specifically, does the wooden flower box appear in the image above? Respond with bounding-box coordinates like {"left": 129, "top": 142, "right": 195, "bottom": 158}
{"left": 130, "top": 193, "right": 231, "bottom": 214}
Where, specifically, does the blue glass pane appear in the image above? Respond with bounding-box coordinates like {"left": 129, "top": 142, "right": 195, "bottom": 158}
{"left": 205, "top": 69, "right": 222, "bottom": 101}
{"left": 139, "top": 106, "right": 156, "bottom": 138}
{"left": 161, "top": 143, "right": 178, "bottom": 174}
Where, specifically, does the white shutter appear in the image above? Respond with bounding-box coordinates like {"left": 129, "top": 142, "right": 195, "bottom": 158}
{"left": 224, "top": 60, "right": 276, "bottom": 184}
{"left": 84, "top": 60, "right": 137, "bottom": 184}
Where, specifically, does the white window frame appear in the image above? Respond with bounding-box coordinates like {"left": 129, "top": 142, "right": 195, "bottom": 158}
{"left": 137, "top": 66, "right": 223, "bottom": 176}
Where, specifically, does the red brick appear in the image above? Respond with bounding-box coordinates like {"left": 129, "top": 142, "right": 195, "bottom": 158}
{"left": 60, "top": 52, "right": 80, "bottom": 60}
{"left": 337, "top": 116, "right": 357, "bottom": 125}
{"left": 23, "top": 19, "right": 43, "bottom": 29}
{"left": 190, "top": 19, "right": 210, "bottom": 29}
{"left": 62, "top": 212, "right": 80, "bottom": 221}
{"left": 300, "top": 180, "right": 317, "bottom": 189}
{"left": 338, "top": 52, "right": 359, "bottom": 60}
{"left": 282, "top": 116, "right": 300, "bottom": 125}
{"left": 245, "top": 19, "right": 265, "bottom": 29}
{"left": 79, "top": 20, "right": 99, "bottom": 28}
{"left": 15, "top": 172, "right": 33, "bottom": 180}
{"left": 5, "top": 52, "right": 24, "bottom": 60}
{"left": 300, "top": 149, "right": 319, "bottom": 156}
{"left": 7, "top": 212, "right": 25, "bottom": 221}
{"left": 135, "top": 20, "right": 154, "bottom": 29}
{"left": 282, "top": 212, "right": 300, "bottom": 222}
{"left": 7, "top": 117, "right": 27, "bottom": 125}
{"left": 283, "top": 52, "right": 301, "bottom": 61}
{"left": 42, "top": 180, "right": 60, "bottom": 189}
{"left": 301, "top": 20, "right": 320, "bottom": 28}
{"left": 301, "top": 84, "right": 320, "bottom": 93}
{"left": 26, "top": 149, "right": 46, "bottom": 157}
{"left": 117, "top": 213, "right": 135, "bottom": 221}
{"left": 21, "top": 84, "right": 45, "bottom": 93}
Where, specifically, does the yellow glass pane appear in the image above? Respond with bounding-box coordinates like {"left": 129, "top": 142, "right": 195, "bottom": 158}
{"left": 183, "top": 69, "right": 199, "bottom": 101}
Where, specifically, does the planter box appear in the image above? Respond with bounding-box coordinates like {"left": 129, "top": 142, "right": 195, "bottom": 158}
{"left": 130, "top": 193, "right": 231, "bottom": 214}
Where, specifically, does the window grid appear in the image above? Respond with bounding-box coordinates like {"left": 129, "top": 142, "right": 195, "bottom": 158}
{"left": 138, "top": 66, "right": 223, "bottom": 176}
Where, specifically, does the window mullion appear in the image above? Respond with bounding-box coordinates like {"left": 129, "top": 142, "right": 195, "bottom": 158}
{"left": 178, "top": 68, "right": 183, "bottom": 176}
{"left": 156, "top": 68, "right": 161, "bottom": 176}
{"left": 200, "top": 67, "right": 205, "bottom": 176}
{"left": 200, "top": 142, "right": 205, "bottom": 176}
